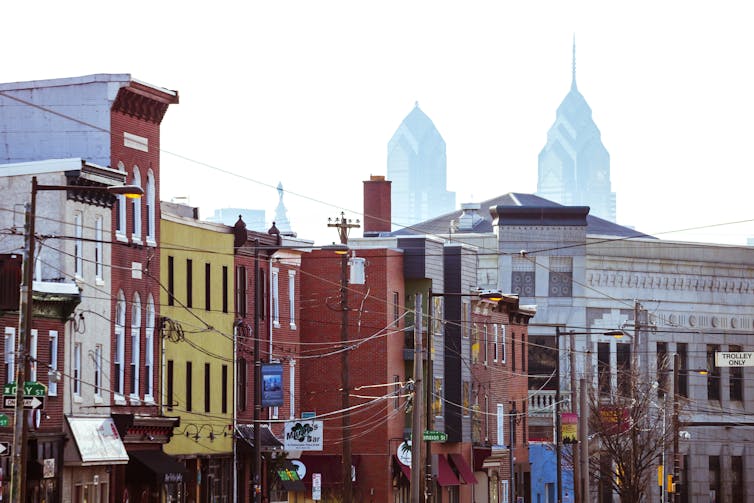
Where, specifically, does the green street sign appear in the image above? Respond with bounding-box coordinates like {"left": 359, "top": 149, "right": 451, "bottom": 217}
{"left": 0, "top": 414, "right": 8, "bottom": 427}
{"left": 423, "top": 430, "right": 448, "bottom": 442}
{"left": 3, "top": 381, "right": 47, "bottom": 397}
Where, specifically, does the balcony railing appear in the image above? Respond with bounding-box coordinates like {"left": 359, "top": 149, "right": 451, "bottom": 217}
{"left": 528, "top": 390, "right": 572, "bottom": 417}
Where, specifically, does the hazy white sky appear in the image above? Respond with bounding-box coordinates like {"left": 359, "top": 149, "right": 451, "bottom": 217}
{"left": 4, "top": 1, "right": 753, "bottom": 245}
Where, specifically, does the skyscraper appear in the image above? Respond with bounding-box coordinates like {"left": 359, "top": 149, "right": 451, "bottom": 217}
{"left": 388, "top": 103, "right": 455, "bottom": 230}
{"left": 537, "top": 41, "right": 616, "bottom": 222}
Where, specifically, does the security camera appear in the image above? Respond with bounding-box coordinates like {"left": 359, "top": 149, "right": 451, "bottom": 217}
{"left": 679, "top": 431, "right": 691, "bottom": 440}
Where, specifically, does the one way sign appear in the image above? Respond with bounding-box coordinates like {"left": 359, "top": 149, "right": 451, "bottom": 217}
{"left": 2, "top": 396, "right": 44, "bottom": 410}
{"left": 0, "top": 441, "right": 10, "bottom": 456}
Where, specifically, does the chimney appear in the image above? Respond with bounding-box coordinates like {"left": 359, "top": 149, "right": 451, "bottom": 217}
{"left": 363, "top": 175, "right": 391, "bottom": 237}
{"left": 456, "top": 203, "right": 482, "bottom": 231}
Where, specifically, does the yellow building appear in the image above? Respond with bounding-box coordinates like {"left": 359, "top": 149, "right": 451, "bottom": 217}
{"left": 160, "top": 203, "right": 235, "bottom": 503}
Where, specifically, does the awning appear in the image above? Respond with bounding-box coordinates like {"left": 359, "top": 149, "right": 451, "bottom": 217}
{"left": 393, "top": 454, "right": 411, "bottom": 480}
{"left": 127, "top": 450, "right": 187, "bottom": 484}
{"left": 277, "top": 460, "right": 306, "bottom": 492}
{"left": 296, "top": 454, "right": 360, "bottom": 487}
{"left": 449, "top": 453, "right": 477, "bottom": 484}
{"left": 436, "top": 454, "right": 460, "bottom": 486}
{"left": 66, "top": 416, "right": 128, "bottom": 465}
{"left": 473, "top": 447, "right": 491, "bottom": 472}
{"left": 236, "top": 424, "right": 284, "bottom": 451}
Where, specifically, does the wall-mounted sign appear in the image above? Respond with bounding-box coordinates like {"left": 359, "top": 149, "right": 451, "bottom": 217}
{"left": 284, "top": 420, "right": 323, "bottom": 451}
{"left": 715, "top": 351, "right": 753, "bottom": 367}
{"left": 261, "top": 363, "right": 284, "bottom": 407}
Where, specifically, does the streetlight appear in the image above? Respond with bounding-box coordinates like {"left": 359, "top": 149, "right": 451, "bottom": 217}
{"left": 11, "top": 176, "right": 142, "bottom": 503}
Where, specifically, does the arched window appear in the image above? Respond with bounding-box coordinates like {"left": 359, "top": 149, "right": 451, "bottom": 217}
{"left": 115, "top": 291, "right": 126, "bottom": 396}
{"left": 146, "top": 170, "right": 156, "bottom": 245}
{"left": 130, "top": 292, "right": 141, "bottom": 399}
{"left": 116, "top": 162, "right": 127, "bottom": 238}
{"left": 145, "top": 295, "right": 155, "bottom": 401}
{"left": 132, "top": 166, "right": 142, "bottom": 242}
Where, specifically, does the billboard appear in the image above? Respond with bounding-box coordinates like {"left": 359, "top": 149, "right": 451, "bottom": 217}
{"left": 261, "top": 363, "right": 284, "bottom": 407}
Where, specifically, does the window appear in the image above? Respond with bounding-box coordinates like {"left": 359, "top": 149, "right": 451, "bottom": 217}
{"left": 167, "top": 360, "right": 174, "bottom": 411}
{"left": 259, "top": 268, "right": 267, "bottom": 320}
{"left": 496, "top": 403, "right": 505, "bottom": 447}
{"left": 288, "top": 270, "right": 296, "bottom": 329}
{"left": 598, "top": 342, "right": 610, "bottom": 395}
{"left": 116, "top": 162, "right": 126, "bottom": 236}
{"left": 707, "top": 344, "right": 721, "bottom": 401}
{"left": 48, "top": 331, "right": 58, "bottom": 396}
{"left": 394, "top": 375, "right": 400, "bottom": 410}
{"left": 271, "top": 267, "right": 280, "bottom": 327}
{"left": 130, "top": 294, "right": 141, "bottom": 398}
{"left": 95, "top": 215, "right": 103, "bottom": 281}
{"left": 500, "top": 325, "right": 507, "bottom": 363}
{"left": 708, "top": 456, "right": 720, "bottom": 503}
{"left": 548, "top": 256, "right": 573, "bottom": 297}
{"left": 115, "top": 292, "right": 126, "bottom": 396}
{"left": 74, "top": 212, "right": 83, "bottom": 277}
{"left": 657, "top": 342, "right": 668, "bottom": 398}
{"left": 393, "top": 292, "right": 400, "bottom": 327}
{"left": 94, "top": 344, "right": 103, "bottom": 397}
{"left": 167, "top": 256, "right": 175, "bottom": 306}
{"left": 511, "top": 256, "right": 535, "bottom": 297}
{"left": 493, "top": 324, "right": 499, "bottom": 362}
{"left": 483, "top": 325, "right": 489, "bottom": 365}
{"left": 186, "top": 259, "right": 193, "bottom": 308}
{"left": 205, "top": 263, "right": 211, "bottom": 311}
{"left": 145, "top": 296, "right": 155, "bottom": 400}
{"left": 236, "top": 266, "right": 247, "bottom": 317}
{"left": 617, "top": 343, "right": 632, "bottom": 396}
{"left": 222, "top": 266, "right": 228, "bottom": 313}
{"left": 146, "top": 170, "right": 156, "bottom": 244}
{"left": 729, "top": 344, "right": 743, "bottom": 401}
{"left": 222, "top": 364, "right": 228, "bottom": 414}
{"left": 677, "top": 343, "right": 688, "bottom": 397}
{"left": 186, "top": 362, "right": 193, "bottom": 411}
{"left": 471, "top": 324, "right": 479, "bottom": 364}
{"left": 29, "top": 329, "right": 37, "bottom": 382}
{"left": 73, "top": 342, "right": 82, "bottom": 397}
{"left": 732, "top": 455, "right": 744, "bottom": 501}
{"left": 131, "top": 167, "right": 142, "bottom": 241}
{"left": 205, "top": 363, "right": 211, "bottom": 413}
{"left": 511, "top": 331, "right": 516, "bottom": 373}
{"left": 238, "top": 358, "right": 247, "bottom": 411}
{"left": 501, "top": 480, "right": 509, "bottom": 503}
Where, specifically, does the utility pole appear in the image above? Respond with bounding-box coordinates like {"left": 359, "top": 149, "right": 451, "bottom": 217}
{"left": 555, "top": 327, "right": 562, "bottom": 503}
{"left": 672, "top": 353, "right": 680, "bottom": 503}
{"left": 569, "top": 330, "right": 580, "bottom": 503}
{"left": 328, "top": 213, "right": 359, "bottom": 503}
{"left": 579, "top": 377, "right": 589, "bottom": 503}
{"left": 253, "top": 239, "right": 262, "bottom": 503}
{"left": 411, "top": 294, "right": 424, "bottom": 503}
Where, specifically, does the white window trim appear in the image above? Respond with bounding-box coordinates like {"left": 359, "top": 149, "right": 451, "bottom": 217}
{"left": 146, "top": 170, "right": 157, "bottom": 247}
{"left": 271, "top": 267, "right": 280, "bottom": 328}
{"left": 94, "top": 343, "right": 103, "bottom": 403}
{"left": 288, "top": 270, "right": 296, "bottom": 330}
{"left": 500, "top": 325, "right": 507, "bottom": 363}
{"left": 116, "top": 163, "right": 127, "bottom": 240}
{"left": 48, "top": 331, "right": 58, "bottom": 396}
{"left": 130, "top": 296, "right": 141, "bottom": 402}
{"left": 144, "top": 297, "right": 155, "bottom": 403}
{"left": 4, "top": 327, "right": 15, "bottom": 384}
{"left": 289, "top": 359, "right": 296, "bottom": 419}
{"left": 483, "top": 325, "right": 489, "bottom": 366}
{"left": 95, "top": 215, "right": 104, "bottom": 284}
{"left": 29, "top": 329, "right": 37, "bottom": 383}
{"left": 131, "top": 167, "right": 142, "bottom": 242}
{"left": 496, "top": 403, "right": 505, "bottom": 448}
{"left": 73, "top": 342, "right": 82, "bottom": 399}
{"left": 74, "top": 212, "right": 84, "bottom": 278}
{"left": 493, "top": 324, "right": 499, "bottom": 362}
{"left": 115, "top": 293, "right": 126, "bottom": 402}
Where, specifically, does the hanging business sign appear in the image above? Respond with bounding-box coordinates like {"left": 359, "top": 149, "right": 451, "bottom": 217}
{"left": 561, "top": 412, "right": 578, "bottom": 444}
{"left": 715, "top": 351, "right": 754, "bottom": 367}
{"left": 261, "top": 363, "right": 284, "bottom": 407}
{"left": 284, "top": 420, "right": 323, "bottom": 450}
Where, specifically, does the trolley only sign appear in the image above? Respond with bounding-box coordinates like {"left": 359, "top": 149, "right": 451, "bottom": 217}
{"left": 715, "top": 352, "right": 754, "bottom": 367}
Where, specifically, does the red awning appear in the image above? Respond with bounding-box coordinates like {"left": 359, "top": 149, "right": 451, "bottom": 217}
{"left": 296, "top": 454, "right": 360, "bottom": 487}
{"left": 449, "top": 453, "right": 477, "bottom": 484}
{"left": 436, "top": 454, "right": 460, "bottom": 486}
{"left": 393, "top": 455, "right": 411, "bottom": 480}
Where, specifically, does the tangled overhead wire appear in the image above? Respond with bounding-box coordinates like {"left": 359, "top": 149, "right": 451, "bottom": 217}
{"left": 161, "top": 316, "right": 185, "bottom": 342}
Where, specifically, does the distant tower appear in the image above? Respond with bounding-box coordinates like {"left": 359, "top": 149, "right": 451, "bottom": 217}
{"left": 537, "top": 38, "right": 616, "bottom": 222}
{"left": 388, "top": 103, "right": 455, "bottom": 230}
{"left": 273, "top": 182, "right": 296, "bottom": 236}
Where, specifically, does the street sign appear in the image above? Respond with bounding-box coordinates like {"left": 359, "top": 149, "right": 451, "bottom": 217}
{"left": 0, "top": 414, "right": 8, "bottom": 426}
{"left": 3, "top": 381, "right": 47, "bottom": 397}
{"left": 0, "top": 441, "right": 10, "bottom": 456}
{"left": 423, "top": 430, "right": 448, "bottom": 442}
{"left": 715, "top": 351, "right": 754, "bottom": 367}
{"left": 312, "top": 473, "right": 322, "bottom": 501}
{"left": 3, "top": 396, "right": 45, "bottom": 410}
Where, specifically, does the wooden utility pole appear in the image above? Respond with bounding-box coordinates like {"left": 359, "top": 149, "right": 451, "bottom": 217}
{"left": 411, "top": 294, "right": 424, "bottom": 503}
{"left": 569, "top": 330, "right": 580, "bottom": 503}
{"left": 327, "top": 213, "right": 359, "bottom": 503}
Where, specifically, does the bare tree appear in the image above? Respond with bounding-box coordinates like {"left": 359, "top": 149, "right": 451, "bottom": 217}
{"left": 587, "top": 362, "right": 675, "bottom": 503}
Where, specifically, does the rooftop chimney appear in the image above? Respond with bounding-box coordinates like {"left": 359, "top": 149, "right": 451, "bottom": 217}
{"left": 363, "top": 175, "right": 391, "bottom": 237}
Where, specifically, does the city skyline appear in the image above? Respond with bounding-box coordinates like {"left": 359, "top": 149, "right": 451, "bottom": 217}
{"left": 2, "top": 2, "right": 752, "bottom": 246}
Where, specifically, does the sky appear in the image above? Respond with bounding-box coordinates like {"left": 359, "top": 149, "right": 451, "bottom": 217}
{"left": 3, "top": 1, "right": 754, "bottom": 246}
